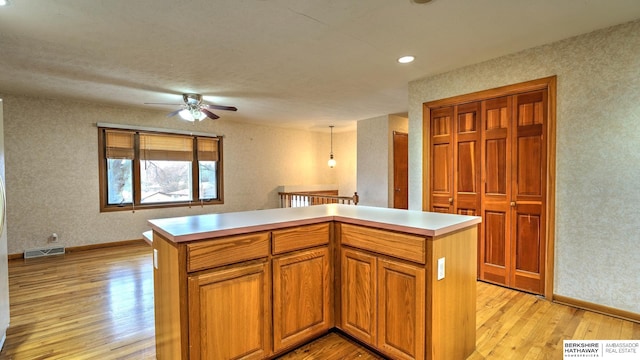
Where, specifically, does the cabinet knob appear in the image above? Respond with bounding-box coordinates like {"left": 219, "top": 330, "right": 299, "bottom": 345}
{"left": 448, "top": 197, "right": 453, "bottom": 204}
{"left": 510, "top": 201, "right": 516, "bottom": 207}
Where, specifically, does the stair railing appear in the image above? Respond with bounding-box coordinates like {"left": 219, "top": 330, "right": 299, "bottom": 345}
{"left": 278, "top": 191, "right": 359, "bottom": 208}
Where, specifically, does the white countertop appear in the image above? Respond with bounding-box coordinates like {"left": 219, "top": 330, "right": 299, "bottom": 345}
{"left": 148, "top": 204, "right": 481, "bottom": 243}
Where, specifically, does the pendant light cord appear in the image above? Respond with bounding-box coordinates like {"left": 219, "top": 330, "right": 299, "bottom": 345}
{"left": 330, "top": 126, "right": 333, "bottom": 155}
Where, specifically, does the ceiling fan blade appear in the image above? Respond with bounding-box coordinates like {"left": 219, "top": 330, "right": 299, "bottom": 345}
{"left": 166, "top": 109, "right": 183, "bottom": 117}
{"left": 202, "top": 104, "right": 238, "bottom": 112}
{"left": 202, "top": 109, "right": 220, "bottom": 120}
{"left": 144, "top": 102, "right": 183, "bottom": 106}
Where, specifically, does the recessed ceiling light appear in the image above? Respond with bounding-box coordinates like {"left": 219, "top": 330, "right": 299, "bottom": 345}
{"left": 398, "top": 56, "right": 415, "bottom": 64}
{"left": 0, "top": 0, "right": 9, "bottom": 7}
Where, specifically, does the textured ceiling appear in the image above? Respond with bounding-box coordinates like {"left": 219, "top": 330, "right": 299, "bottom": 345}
{"left": 1, "top": 0, "right": 640, "bottom": 131}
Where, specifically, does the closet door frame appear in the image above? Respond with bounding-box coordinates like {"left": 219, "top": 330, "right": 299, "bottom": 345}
{"left": 422, "top": 76, "right": 556, "bottom": 300}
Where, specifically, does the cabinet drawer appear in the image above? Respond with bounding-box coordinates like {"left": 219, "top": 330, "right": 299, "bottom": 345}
{"left": 340, "top": 223, "right": 425, "bottom": 264}
{"left": 272, "top": 223, "right": 330, "bottom": 254}
{"left": 187, "top": 232, "right": 270, "bottom": 272}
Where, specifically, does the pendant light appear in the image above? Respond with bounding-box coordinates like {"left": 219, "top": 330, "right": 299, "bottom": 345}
{"left": 328, "top": 125, "right": 336, "bottom": 168}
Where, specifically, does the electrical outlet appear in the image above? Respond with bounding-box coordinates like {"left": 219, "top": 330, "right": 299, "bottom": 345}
{"left": 437, "top": 257, "right": 445, "bottom": 280}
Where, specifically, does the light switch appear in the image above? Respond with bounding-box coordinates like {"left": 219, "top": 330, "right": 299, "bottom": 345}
{"left": 437, "top": 257, "right": 445, "bottom": 280}
{"left": 153, "top": 249, "right": 159, "bottom": 269}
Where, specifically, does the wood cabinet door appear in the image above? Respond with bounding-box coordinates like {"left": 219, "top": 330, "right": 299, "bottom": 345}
{"left": 188, "top": 261, "right": 270, "bottom": 360}
{"left": 340, "top": 248, "right": 377, "bottom": 345}
{"left": 377, "top": 258, "right": 425, "bottom": 360}
{"left": 430, "top": 106, "right": 454, "bottom": 213}
{"left": 272, "top": 247, "right": 331, "bottom": 352}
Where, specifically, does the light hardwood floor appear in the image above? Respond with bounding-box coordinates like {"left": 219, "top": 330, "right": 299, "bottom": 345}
{"left": 0, "top": 243, "right": 638, "bottom": 359}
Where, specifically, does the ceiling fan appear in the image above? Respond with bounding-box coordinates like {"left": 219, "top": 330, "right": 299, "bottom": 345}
{"left": 145, "top": 93, "right": 237, "bottom": 121}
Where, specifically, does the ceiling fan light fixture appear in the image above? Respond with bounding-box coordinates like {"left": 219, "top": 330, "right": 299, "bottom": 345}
{"left": 146, "top": 92, "right": 236, "bottom": 121}
{"left": 194, "top": 109, "right": 207, "bottom": 121}
{"left": 178, "top": 108, "right": 206, "bottom": 122}
{"left": 178, "top": 109, "right": 195, "bottom": 121}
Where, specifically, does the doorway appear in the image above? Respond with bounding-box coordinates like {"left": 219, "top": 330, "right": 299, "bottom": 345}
{"left": 393, "top": 131, "right": 408, "bottom": 209}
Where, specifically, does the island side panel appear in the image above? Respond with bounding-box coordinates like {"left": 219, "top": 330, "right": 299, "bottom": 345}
{"left": 427, "top": 225, "right": 477, "bottom": 360}
{"left": 153, "top": 231, "right": 189, "bottom": 360}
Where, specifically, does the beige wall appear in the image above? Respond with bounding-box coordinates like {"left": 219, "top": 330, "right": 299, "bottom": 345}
{"left": 357, "top": 115, "right": 388, "bottom": 207}
{"left": 2, "top": 95, "right": 356, "bottom": 255}
{"left": 357, "top": 114, "right": 407, "bottom": 208}
{"left": 332, "top": 130, "right": 357, "bottom": 197}
{"left": 408, "top": 20, "right": 640, "bottom": 313}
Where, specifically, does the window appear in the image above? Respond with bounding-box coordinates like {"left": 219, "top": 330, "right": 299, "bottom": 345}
{"left": 99, "top": 127, "right": 223, "bottom": 212}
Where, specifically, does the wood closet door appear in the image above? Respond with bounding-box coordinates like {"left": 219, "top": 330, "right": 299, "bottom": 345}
{"left": 510, "top": 90, "right": 546, "bottom": 294}
{"left": 480, "top": 96, "right": 512, "bottom": 287}
{"left": 430, "top": 103, "right": 480, "bottom": 216}
{"left": 430, "top": 107, "right": 454, "bottom": 213}
{"left": 454, "top": 102, "right": 481, "bottom": 217}
{"left": 428, "top": 80, "right": 551, "bottom": 296}
{"left": 479, "top": 91, "right": 547, "bottom": 294}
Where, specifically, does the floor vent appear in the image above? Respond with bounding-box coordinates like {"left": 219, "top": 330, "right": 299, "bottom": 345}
{"left": 24, "top": 246, "right": 66, "bottom": 259}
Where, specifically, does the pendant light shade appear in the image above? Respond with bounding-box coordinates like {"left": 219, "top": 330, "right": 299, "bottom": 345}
{"left": 328, "top": 154, "right": 336, "bottom": 168}
{"left": 328, "top": 125, "right": 336, "bottom": 168}
{"left": 179, "top": 108, "right": 207, "bottom": 121}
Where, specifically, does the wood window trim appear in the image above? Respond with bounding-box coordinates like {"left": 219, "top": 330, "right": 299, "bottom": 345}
{"left": 421, "top": 75, "right": 556, "bottom": 300}
{"left": 98, "top": 126, "right": 224, "bottom": 212}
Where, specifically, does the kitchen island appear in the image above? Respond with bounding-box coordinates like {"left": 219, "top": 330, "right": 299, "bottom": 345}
{"left": 149, "top": 204, "right": 481, "bottom": 360}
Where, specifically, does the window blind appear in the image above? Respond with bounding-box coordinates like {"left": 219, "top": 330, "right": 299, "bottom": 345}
{"left": 139, "top": 133, "right": 193, "bottom": 161}
{"left": 197, "top": 137, "right": 219, "bottom": 162}
{"left": 105, "top": 130, "right": 135, "bottom": 159}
